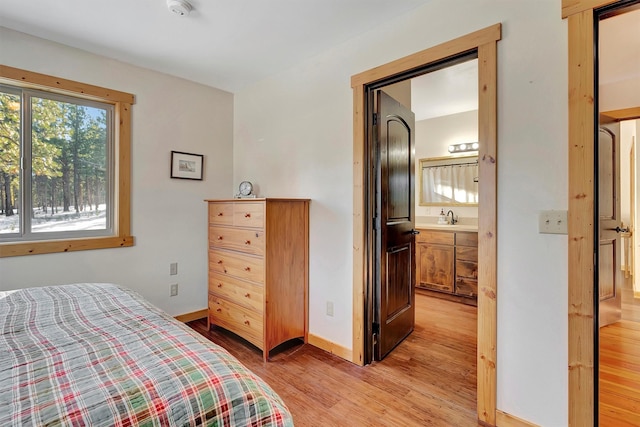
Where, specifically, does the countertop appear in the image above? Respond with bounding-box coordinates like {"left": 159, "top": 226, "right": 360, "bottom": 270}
{"left": 415, "top": 223, "right": 478, "bottom": 232}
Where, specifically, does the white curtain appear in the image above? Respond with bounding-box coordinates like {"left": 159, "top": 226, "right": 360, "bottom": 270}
{"left": 423, "top": 162, "right": 478, "bottom": 204}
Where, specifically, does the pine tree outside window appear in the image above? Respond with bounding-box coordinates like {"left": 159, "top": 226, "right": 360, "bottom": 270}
{"left": 1, "top": 87, "right": 113, "bottom": 239}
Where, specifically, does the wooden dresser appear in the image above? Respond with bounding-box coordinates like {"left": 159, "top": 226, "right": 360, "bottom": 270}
{"left": 415, "top": 229, "right": 478, "bottom": 304}
{"left": 206, "top": 198, "right": 309, "bottom": 360}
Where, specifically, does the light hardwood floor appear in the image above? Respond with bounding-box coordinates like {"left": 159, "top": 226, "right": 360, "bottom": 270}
{"left": 189, "top": 293, "right": 478, "bottom": 426}
{"left": 599, "top": 278, "right": 640, "bottom": 426}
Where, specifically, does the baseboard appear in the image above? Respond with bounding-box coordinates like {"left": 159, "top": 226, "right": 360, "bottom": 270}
{"left": 175, "top": 308, "right": 208, "bottom": 323}
{"left": 308, "top": 333, "right": 353, "bottom": 361}
{"left": 496, "top": 410, "right": 539, "bottom": 427}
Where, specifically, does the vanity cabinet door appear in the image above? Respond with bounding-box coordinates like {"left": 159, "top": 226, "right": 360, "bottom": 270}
{"left": 417, "top": 242, "right": 454, "bottom": 293}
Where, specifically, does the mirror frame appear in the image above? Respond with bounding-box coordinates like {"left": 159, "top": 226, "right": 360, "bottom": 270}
{"left": 418, "top": 154, "right": 479, "bottom": 207}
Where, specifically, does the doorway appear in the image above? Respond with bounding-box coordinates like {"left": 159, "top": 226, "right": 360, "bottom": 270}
{"left": 565, "top": 0, "right": 640, "bottom": 424}
{"left": 351, "top": 24, "right": 500, "bottom": 425}
{"left": 369, "top": 54, "right": 478, "bottom": 361}
{"left": 597, "top": 4, "right": 640, "bottom": 425}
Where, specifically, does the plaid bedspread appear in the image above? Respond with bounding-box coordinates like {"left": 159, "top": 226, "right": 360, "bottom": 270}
{"left": 0, "top": 283, "right": 293, "bottom": 426}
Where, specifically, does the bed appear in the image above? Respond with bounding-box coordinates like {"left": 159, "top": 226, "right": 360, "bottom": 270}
{"left": 0, "top": 283, "right": 293, "bottom": 426}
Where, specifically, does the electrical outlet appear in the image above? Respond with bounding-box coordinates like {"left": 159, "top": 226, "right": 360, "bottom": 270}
{"left": 170, "top": 283, "right": 178, "bottom": 297}
{"left": 538, "top": 210, "right": 568, "bottom": 234}
{"left": 170, "top": 262, "right": 178, "bottom": 275}
{"left": 326, "top": 301, "right": 334, "bottom": 317}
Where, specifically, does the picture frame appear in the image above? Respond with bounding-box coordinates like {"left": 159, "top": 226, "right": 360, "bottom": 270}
{"left": 170, "top": 151, "right": 204, "bottom": 180}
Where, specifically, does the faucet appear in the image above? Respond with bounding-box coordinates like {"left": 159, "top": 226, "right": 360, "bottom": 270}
{"left": 446, "top": 210, "right": 458, "bottom": 225}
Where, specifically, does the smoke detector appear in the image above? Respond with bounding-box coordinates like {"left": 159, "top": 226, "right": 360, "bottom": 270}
{"left": 167, "top": 0, "right": 192, "bottom": 17}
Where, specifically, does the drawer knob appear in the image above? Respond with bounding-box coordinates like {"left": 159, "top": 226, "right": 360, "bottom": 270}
{"left": 244, "top": 293, "right": 250, "bottom": 298}
{"left": 217, "top": 260, "right": 223, "bottom": 264}
{"left": 245, "top": 240, "right": 251, "bottom": 245}
{"left": 217, "top": 212, "right": 223, "bottom": 216}
{"left": 217, "top": 283, "right": 222, "bottom": 288}
{"left": 216, "top": 308, "right": 222, "bottom": 312}
{"left": 244, "top": 320, "right": 250, "bottom": 325}
{"left": 244, "top": 267, "right": 251, "bottom": 272}
{"left": 217, "top": 236, "right": 223, "bottom": 240}
{"left": 245, "top": 213, "right": 251, "bottom": 218}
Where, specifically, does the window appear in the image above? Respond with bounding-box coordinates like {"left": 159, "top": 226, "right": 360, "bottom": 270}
{"left": 0, "top": 66, "right": 134, "bottom": 257}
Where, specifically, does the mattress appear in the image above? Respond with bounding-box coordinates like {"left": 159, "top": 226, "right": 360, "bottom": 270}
{"left": 0, "top": 283, "right": 293, "bottom": 426}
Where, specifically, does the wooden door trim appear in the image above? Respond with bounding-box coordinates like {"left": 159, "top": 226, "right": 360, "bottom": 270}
{"left": 564, "top": 0, "right": 637, "bottom": 425}
{"left": 562, "top": 0, "right": 620, "bottom": 17}
{"left": 566, "top": 8, "right": 596, "bottom": 426}
{"left": 601, "top": 107, "right": 640, "bottom": 122}
{"left": 351, "top": 23, "right": 501, "bottom": 426}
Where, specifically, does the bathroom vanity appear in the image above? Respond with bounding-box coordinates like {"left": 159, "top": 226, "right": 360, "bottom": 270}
{"left": 415, "top": 225, "right": 478, "bottom": 305}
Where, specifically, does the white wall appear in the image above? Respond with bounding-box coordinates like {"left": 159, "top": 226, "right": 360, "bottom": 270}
{"left": 234, "top": 0, "right": 568, "bottom": 425}
{"left": 415, "top": 110, "right": 479, "bottom": 220}
{"left": 0, "top": 28, "right": 234, "bottom": 316}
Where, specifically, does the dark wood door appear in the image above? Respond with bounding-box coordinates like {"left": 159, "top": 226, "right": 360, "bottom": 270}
{"left": 598, "top": 123, "right": 623, "bottom": 327}
{"left": 375, "top": 90, "right": 416, "bottom": 360}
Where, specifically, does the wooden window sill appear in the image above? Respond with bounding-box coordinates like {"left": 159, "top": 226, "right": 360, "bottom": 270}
{"left": 0, "top": 236, "right": 134, "bottom": 257}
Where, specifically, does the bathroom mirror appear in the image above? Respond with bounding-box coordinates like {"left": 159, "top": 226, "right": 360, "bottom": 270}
{"left": 419, "top": 155, "right": 478, "bottom": 206}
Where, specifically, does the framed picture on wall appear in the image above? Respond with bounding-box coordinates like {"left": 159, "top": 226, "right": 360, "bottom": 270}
{"left": 170, "top": 151, "right": 204, "bottom": 180}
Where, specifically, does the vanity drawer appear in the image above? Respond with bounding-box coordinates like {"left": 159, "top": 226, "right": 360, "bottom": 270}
{"left": 416, "top": 230, "right": 454, "bottom": 245}
{"left": 209, "top": 250, "right": 265, "bottom": 284}
{"left": 456, "top": 246, "right": 478, "bottom": 261}
{"left": 209, "top": 203, "right": 234, "bottom": 226}
{"left": 456, "top": 232, "right": 478, "bottom": 247}
{"left": 209, "top": 273, "right": 264, "bottom": 313}
{"left": 233, "top": 203, "right": 264, "bottom": 228}
{"left": 455, "top": 278, "right": 478, "bottom": 297}
{"left": 209, "top": 226, "right": 265, "bottom": 256}
{"left": 456, "top": 259, "right": 478, "bottom": 280}
{"left": 209, "top": 295, "right": 264, "bottom": 349}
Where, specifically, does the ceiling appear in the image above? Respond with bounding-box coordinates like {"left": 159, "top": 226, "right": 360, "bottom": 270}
{"left": 411, "top": 60, "right": 478, "bottom": 121}
{"left": 0, "top": 0, "right": 431, "bottom": 93}
{"left": 1, "top": 1, "right": 637, "bottom": 120}
{"left": 599, "top": 7, "right": 640, "bottom": 85}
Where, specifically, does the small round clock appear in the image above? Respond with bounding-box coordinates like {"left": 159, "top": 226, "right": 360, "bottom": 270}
{"left": 238, "top": 181, "right": 253, "bottom": 197}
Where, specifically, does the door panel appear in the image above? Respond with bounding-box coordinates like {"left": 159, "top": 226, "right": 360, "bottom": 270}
{"left": 385, "top": 245, "right": 412, "bottom": 319}
{"left": 387, "top": 120, "right": 411, "bottom": 220}
{"left": 598, "top": 124, "right": 622, "bottom": 327}
{"left": 376, "top": 90, "right": 416, "bottom": 360}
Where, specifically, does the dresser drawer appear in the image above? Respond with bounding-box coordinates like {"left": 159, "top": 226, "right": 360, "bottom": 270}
{"left": 233, "top": 203, "right": 264, "bottom": 228}
{"left": 416, "top": 230, "right": 454, "bottom": 245}
{"left": 209, "top": 203, "right": 234, "bottom": 226}
{"left": 209, "top": 296, "right": 263, "bottom": 349}
{"left": 209, "top": 273, "right": 264, "bottom": 313}
{"left": 209, "top": 226, "right": 265, "bottom": 256}
{"left": 209, "top": 250, "right": 265, "bottom": 284}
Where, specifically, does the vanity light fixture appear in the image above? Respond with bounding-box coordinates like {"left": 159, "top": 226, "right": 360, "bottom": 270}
{"left": 448, "top": 142, "right": 479, "bottom": 153}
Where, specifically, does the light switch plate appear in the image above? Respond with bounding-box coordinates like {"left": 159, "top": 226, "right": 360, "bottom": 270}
{"left": 539, "top": 210, "right": 568, "bottom": 234}
{"left": 326, "top": 301, "right": 334, "bottom": 317}
{"left": 170, "top": 262, "right": 178, "bottom": 275}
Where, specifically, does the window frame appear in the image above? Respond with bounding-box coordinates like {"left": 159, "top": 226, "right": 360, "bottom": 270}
{"left": 0, "top": 65, "right": 135, "bottom": 257}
